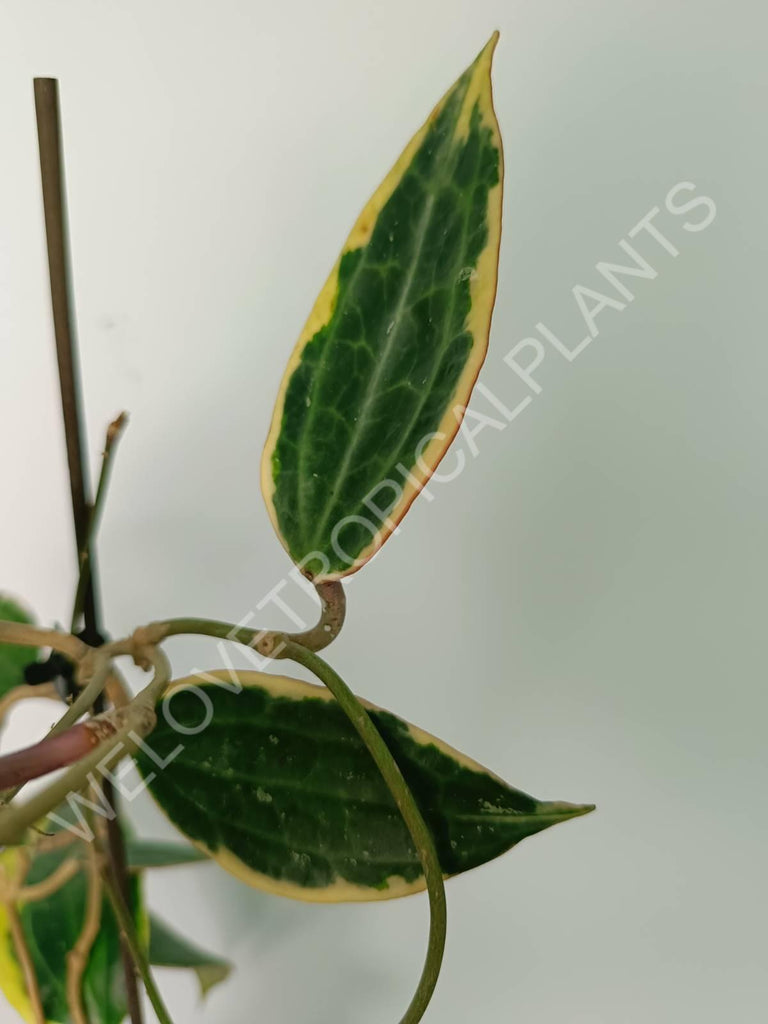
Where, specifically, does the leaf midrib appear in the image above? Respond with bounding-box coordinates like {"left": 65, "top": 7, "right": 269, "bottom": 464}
{"left": 307, "top": 189, "right": 438, "bottom": 549}
{"left": 369, "top": 109, "right": 486, "bottom": 506}
{"left": 292, "top": 78, "right": 472, "bottom": 551}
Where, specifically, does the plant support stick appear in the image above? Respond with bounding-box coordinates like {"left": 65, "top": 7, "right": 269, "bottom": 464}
{"left": 33, "top": 76, "right": 143, "bottom": 1024}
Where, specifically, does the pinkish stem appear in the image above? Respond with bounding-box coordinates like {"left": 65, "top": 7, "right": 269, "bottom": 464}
{"left": 0, "top": 722, "right": 110, "bottom": 790}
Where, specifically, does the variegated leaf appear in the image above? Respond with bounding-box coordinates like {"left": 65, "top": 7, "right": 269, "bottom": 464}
{"left": 262, "top": 35, "right": 504, "bottom": 579}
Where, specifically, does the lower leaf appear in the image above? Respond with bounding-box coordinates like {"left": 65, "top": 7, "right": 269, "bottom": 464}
{"left": 136, "top": 671, "right": 594, "bottom": 902}
{"left": 148, "top": 914, "right": 231, "bottom": 997}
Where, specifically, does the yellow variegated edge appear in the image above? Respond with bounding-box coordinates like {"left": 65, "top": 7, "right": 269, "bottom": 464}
{"left": 0, "top": 840, "right": 149, "bottom": 1023}
{"left": 152, "top": 669, "right": 510, "bottom": 903}
{"left": 261, "top": 32, "right": 504, "bottom": 581}
{"left": 0, "top": 850, "right": 36, "bottom": 1024}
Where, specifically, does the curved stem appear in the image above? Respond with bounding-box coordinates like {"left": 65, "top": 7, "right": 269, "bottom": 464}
{"left": 147, "top": 579, "right": 347, "bottom": 654}
{"left": 19, "top": 857, "right": 80, "bottom": 903}
{"left": 0, "top": 621, "right": 87, "bottom": 662}
{"left": 280, "top": 640, "right": 447, "bottom": 1024}
{"left": 154, "top": 617, "right": 271, "bottom": 647}
{"left": 287, "top": 580, "right": 346, "bottom": 651}
{"left": 142, "top": 612, "right": 446, "bottom": 1020}
{"left": 53, "top": 654, "right": 113, "bottom": 736}
{"left": 0, "top": 684, "right": 58, "bottom": 728}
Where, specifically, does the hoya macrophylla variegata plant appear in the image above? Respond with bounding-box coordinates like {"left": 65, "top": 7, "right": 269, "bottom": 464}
{"left": 0, "top": 32, "right": 594, "bottom": 1024}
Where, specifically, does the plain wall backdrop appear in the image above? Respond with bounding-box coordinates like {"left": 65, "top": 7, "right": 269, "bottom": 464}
{"left": 1, "top": 1, "right": 766, "bottom": 1022}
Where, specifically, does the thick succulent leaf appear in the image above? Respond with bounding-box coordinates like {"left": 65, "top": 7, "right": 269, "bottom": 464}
{"left": 125, "top": 838, "right": 208, "bottom": 870}
{"left": 0, "top": 595, "right": 38, "bottom": 699}
{"left": 262, "top": 34, "right": 504, "bottom": 580}
{"left": 0, "top": 844, "right": 142, "bottom": 1024}
{"left": 136, "top": 672, "right": 593, "bottom": 903}
{"left": 148, "top": 914, "right": 231, "bottom": 996}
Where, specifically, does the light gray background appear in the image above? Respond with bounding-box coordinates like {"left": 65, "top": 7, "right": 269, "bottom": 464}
{"left": 1, "top": 1, "right": 766, "bottom": 1022}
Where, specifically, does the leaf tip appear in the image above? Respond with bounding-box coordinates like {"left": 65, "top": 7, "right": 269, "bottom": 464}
{"left": 477, "top": 30, "right": 500, "bottom": 67}
{"left": 197, "top": 962, "right": 233, "bottom": 998}
{"left": 547, "top": 800, "right": 596, "bottom": 821}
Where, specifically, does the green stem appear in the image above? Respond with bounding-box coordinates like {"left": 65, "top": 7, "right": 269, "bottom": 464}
{"left": 51, "top": 656, "right": 112, "bottom": 736}
{"left": 159, "top": 618, "right": 267, "bottom": 646}
{"left": 281, "top": 640, "right": 447, "bottom": 1024}
{"left": 70, "top": 413, "right": 128, "bottom": 633}
{"left": 150, "top": 579, "right": 346, "bottom": 653}
{"left": 102, "top": 866, "right": 174, "bottom": 1024}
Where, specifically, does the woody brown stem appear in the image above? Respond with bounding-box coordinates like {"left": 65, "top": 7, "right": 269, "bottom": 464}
{"left": 32, "top": 75, "right": 143, "bottom": 1023}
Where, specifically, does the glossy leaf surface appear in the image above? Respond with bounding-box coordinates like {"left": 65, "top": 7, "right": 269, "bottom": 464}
{"left": 0, "top": 596, "right": 38, "bottom": 699}
{"left": 148, "top": 914, "right": 231, "bottom": 996}
{"left": 136, "top": 672, "right": 592, "bottom": 902}
{"left": 262, "top": 34, "right": 504, "bottom": 579}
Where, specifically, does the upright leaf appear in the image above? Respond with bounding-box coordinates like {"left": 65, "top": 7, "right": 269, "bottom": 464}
{"left": 136, "top": 672, "right": 592, "bottom": 902}
{"left": 148, "top": 914, "right": 231, "bottom": 997}
{"left": 0, "top": 595, "right": 38, "bottom": 699}
{"left": 262, "top": 34, "right": 504, "bottom": 580}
